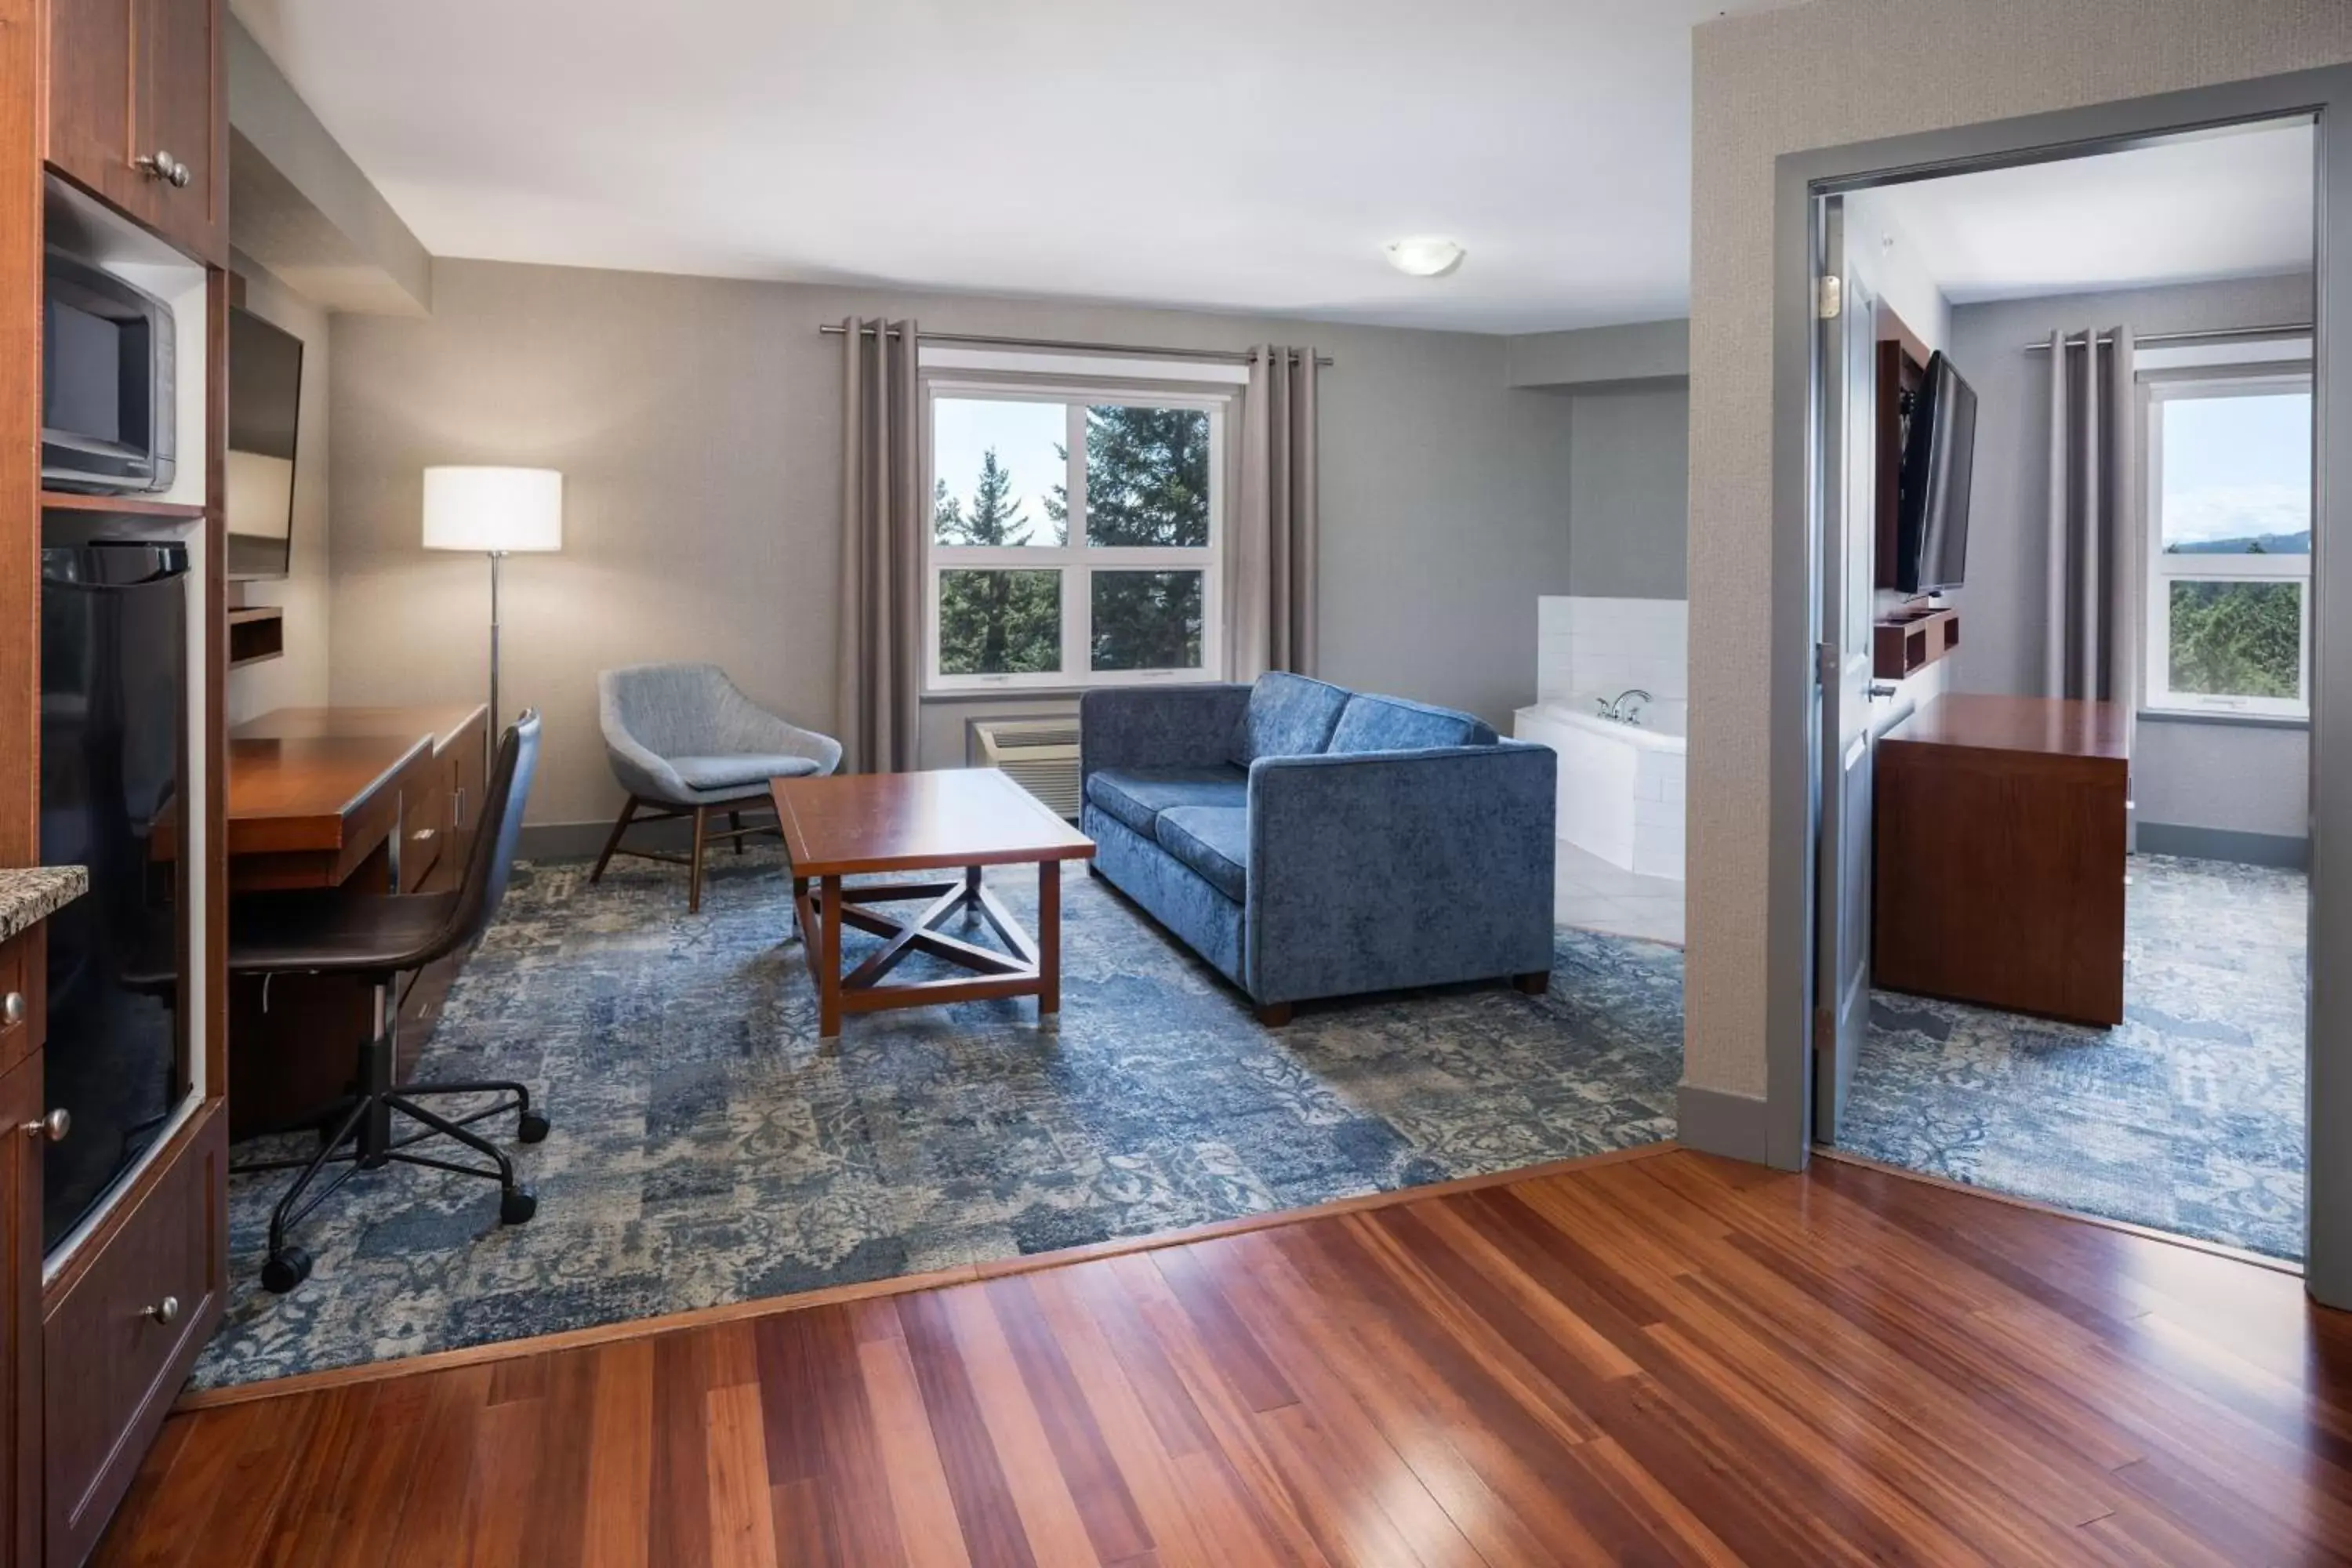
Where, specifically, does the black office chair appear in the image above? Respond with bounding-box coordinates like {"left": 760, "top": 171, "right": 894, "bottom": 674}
{"left": 231, "top": 710, "right": 549, "bottom": 1293}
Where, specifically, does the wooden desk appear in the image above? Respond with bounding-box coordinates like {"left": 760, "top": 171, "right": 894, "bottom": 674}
{"left": 225, "top": 705, "right": 489, "bottom": 1137}
{"left": 1873, "top": 694, "right": 2130, "bottom": 1028}
{"left": 227, "top": 705, "right": 488, "bottom": 892}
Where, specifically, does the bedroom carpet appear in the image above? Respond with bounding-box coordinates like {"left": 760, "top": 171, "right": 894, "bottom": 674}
{"left": 1836, "top": 854, "right": 2307, "bottom": 1261}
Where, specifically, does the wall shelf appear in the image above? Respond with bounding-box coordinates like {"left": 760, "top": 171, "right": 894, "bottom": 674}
{"left": 226, "top": 605, "right": 285, "bottom": 669}
{"left": 40, "top": 492, "right": 207, "bottom": 520}
{"left": 1874, "top": 605, "right": 1961, "bottom": 681}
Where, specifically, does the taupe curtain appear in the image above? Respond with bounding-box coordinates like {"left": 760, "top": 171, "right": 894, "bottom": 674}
{"left": 1232, "top": 345, "right": 1321, "bottom": 680}
{"left": 2043, "top": 325, "right": 2140, "bottom": 707}
{"left": 836, "top": 318, "right": 924, "bottom": 773}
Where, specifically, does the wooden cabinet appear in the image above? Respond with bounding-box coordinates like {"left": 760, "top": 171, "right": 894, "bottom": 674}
{"left": 44, "top": 0, "right": 223, "bottom": 263}
{"left": 3, "top": 1050, "right": 44, "bottom": 1568}
{"left": 41, "top": 1102, "right": 223, "bottom": 1567}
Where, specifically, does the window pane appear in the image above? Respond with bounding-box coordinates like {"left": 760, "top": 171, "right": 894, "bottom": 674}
{"left": 2169, "top": 579, "right": 2302, "bottom": 701}
{"left": 933, "top": 400, "right": 1068, "bottom": 547}
{"left": 2160, "top": 391, "right": 2311, "bottom": 557}
{"left": 1092, "top": 570, "right": 1204, "bottom": 671}
{"left": 1083, "top": 405, "right": 1210, "bottom": 548}
{"left": 938, "top": 569, "right": 1062, "bottom": 676}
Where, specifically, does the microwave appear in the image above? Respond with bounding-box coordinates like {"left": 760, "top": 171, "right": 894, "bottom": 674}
{"left": 42, "top": 248, "right": 176, "bottom": 494}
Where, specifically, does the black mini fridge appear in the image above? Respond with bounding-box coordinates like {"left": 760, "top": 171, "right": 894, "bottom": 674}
{"left": 39, "top": 540, "right": 189, "bottom": 1254}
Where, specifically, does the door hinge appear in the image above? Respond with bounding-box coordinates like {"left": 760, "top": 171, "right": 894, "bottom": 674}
{"left": 1816, "top": 274, "right": 1844, "bottom": 320}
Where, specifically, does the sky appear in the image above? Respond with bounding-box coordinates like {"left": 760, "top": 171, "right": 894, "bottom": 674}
{"left": 2161, "top": 390, "right": 2313, "bottom": 548}
{"left": 933, "top": 398, "right": 1067, "bottom": 545}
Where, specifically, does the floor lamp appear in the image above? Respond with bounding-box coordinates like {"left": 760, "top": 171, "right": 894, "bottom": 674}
{"left": 422, "top": 466, "right": 564, "bottom": 737}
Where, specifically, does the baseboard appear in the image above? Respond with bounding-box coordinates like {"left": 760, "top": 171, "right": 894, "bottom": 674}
{"left": 1675, "top": 1081, "right": 1772, "bottom": 1164}
{"left": 2136, "top": 822, "right": 2308, "bottom": 869}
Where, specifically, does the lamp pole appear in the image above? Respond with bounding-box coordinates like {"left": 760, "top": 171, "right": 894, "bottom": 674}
{"left": 488, "top": 549, "right": 505, "bottom": 733}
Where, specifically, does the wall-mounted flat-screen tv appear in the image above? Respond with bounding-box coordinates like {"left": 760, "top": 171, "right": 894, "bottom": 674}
{"left": 1894, "top": 349, "right": 1978, "bottom": 595}
{"left": 225, "top": 304, "right": 303, "bottom": 580}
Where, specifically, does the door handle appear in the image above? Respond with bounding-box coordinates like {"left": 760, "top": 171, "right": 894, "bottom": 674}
{"left": 1868, "top": 681, "right": 1900, "bottom": 700}
{"left": 147, "top": 1294, "right": 180, "bottom": 1326}
{"left": 20, "top": 1108, "right": 67, "bottom": 1142}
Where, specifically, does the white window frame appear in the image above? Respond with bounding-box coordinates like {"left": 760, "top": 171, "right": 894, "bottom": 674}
{"left": 923, "top": 376, "right": 1230, "bottom": 694}
{"left": 2142, "top": 368, "right": 2314, "bottom": 720}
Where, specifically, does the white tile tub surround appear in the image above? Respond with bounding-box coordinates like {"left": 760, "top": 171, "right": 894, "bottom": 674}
{"left": 1537, "top": 596, "right": 1690, "bottom": 707}
{"left": 1526, "top": 594, "right": 1690, "bottom": 881}
{"left": 1515, "top": 699, "right": 1688, "bottom": 882}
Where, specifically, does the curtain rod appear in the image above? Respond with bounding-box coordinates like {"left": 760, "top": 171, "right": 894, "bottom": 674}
{"left": 817, "top": 323, "right": 1333, "bottom": 367}
{"left": 2023, "top": 321, "right": 2311, "bottom": 352}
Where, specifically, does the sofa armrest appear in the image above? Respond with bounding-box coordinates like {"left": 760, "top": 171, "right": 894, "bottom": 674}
{"left": 1244, "top": 741, "right": 1558, "bottom": 1002}
{"left": 1080, "top": 684, "right": 1252, "bottom": 781}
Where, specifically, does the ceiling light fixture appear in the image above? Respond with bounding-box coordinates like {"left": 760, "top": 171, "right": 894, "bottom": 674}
{"left": 1383, "top": 236, "right": 1465, "bottom": 278}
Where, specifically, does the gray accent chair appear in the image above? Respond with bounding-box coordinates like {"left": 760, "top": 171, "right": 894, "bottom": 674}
{"left": 590, "top": 662, "right": 842, "bottom": 911}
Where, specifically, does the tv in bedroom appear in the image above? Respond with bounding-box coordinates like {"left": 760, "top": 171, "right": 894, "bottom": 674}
{"left": 1894, "top": 349, "right": 1978, "bottom": 595}
{"left": 226, "top": 304, "right": 303, "bottom": 580}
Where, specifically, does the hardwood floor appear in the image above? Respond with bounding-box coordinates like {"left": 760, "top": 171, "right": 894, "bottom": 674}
{"left": 95, "top": 1146, "right": 2352, "bottom": 1566}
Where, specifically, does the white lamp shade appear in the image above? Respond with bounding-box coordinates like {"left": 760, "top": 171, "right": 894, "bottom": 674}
{"left": 422, "top": 466, "right": 564, "bottom": 553}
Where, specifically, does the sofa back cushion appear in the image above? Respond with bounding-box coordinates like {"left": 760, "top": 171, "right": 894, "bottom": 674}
{"left": 1230, "top": 672, "right": 1352, "bottom": 764}
{"left": 1326, "top": 693, "right": 1497, "bottom": 754}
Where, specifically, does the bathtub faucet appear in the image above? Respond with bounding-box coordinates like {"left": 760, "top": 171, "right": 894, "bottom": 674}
{"left": 1596, "top": 689, "right": 1653, "bottom": 726}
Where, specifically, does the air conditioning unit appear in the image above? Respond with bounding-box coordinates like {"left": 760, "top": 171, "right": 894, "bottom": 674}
{"left": 972, "top": 719, "right": 1083, "bottom": 818}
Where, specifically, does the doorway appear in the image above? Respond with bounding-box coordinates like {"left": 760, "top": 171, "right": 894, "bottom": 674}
{"left": 1798, "top": 113, "right": 2325, "bottom": 1262}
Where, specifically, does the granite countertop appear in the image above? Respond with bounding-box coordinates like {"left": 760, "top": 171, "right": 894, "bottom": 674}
{"left": 0, "top": 866, "right": 87, "bottom": 943}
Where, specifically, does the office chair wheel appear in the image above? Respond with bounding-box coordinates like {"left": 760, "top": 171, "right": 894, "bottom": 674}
{"left": 499, "top": 1186, "right": 538, "bottom": 1225}
{"left": 517, "top": 1109, "right": 550, "bottom": 1144}
{"left": 261, "top": 1247, "right": 312, "bottom": 1294}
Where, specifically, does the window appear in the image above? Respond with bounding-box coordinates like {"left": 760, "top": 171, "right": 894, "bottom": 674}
{"left": 2145, "top": 373, "right": 2312, "bottom": 717}
{"left": 926, "top": 383, "right": 1225, "bottom": 690}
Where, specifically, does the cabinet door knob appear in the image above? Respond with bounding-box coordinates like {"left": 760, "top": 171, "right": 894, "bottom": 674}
{"left": 412, "top": 826, "right": 437, "bottom": 844}
{"left": 135, "top": 151, "right": 191, "bottom": 187}
{"left": 2, "top": 990, "right": 22, "bottom": 1025}
{"left": 147, "top": 1295, "right": 180, "bottom": 1326}
{"left": 20, "top": 1108, "right": 67, "bottom": 1142}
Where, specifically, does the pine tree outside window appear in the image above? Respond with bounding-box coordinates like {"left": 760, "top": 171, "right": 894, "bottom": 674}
{"left": 2143, "top": 371, "right": 2312, "bottom": 718}
{"left": 925, "top": 381, "right": 1228, "bottom": 691}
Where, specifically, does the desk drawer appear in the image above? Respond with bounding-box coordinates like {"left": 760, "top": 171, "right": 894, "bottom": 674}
{"left": 398, "top": 757, "right": 450, "bottom": 895}
{"left": 43, "top": 1106, "right": 225, "bottom": 1566}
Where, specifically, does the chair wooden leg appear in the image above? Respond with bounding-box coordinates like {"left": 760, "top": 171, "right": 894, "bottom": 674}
{"left": 729, "top": 808, "right": 744, "bottom": 855}
{"left": 1512, "top": 971, "right": 1551, "bottom": 996}
{"left": 689, "top": 806, "right": 710, "bottom": 914}
{"left": 1255, "top": 1001, "right": 1294, "bottom": 1028}
{"left": 590, "top": 797, "right": 639, "bottom": 884}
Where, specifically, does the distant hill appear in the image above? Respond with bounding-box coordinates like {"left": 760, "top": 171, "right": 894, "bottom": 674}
{"left": 2169, "top": 530, "right": 2312, "bottom": 555}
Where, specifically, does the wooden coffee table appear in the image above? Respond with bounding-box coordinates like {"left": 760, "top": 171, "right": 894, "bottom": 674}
{"left": 770, "top": 768, "right": 1098, "bottom": 1037}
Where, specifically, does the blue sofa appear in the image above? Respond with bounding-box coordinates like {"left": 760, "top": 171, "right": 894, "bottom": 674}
{"left": 1079, "top": 672, "right": 1557, "bottom": 1023}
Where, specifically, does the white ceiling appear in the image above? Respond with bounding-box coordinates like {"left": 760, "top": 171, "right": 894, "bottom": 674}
{"left": 1860, "top": 122, "right": 2315, "bottom": 306}
{"left": 229, "top": 0, "right": 1793, "bottom": 336}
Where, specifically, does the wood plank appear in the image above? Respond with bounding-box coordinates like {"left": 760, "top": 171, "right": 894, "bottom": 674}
{"left": 93, "top": 1150, "right": 2352, "bottom": 1566}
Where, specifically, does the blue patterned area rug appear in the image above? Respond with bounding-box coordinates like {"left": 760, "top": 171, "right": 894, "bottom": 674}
{"left": 1838, "top": 854, "right": 2308, "bottom": 1261}
{"left": 191, "top": 848, "right": 1683, "bottom": 1390}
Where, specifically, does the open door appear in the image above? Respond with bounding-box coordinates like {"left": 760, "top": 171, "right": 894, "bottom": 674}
{"left": 1813, "top": 195, "right": 1879, "bottom": 1144}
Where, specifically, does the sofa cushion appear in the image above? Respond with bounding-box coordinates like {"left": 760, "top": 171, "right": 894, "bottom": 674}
{"left": 670, "top": 753, "right": 826, "bottom": 791}
{"left": 1325, "top": 694, "right": 1497, "bottom": 755}
{"left": 1154, "top": 805, "right": 1251, "bottom": 902}
{"left": 1083, "top": 765, "right": 1247, "bottom": 841}
{"left": 1230, "top": 671, "right": 1352, "bottom": 765}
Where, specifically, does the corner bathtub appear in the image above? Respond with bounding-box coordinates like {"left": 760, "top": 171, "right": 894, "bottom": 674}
{"left": 1512, "top": 697, "right": 1686, "bottom": 880}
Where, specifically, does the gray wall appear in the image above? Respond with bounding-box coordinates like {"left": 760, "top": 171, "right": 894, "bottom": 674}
{"left": 1944, "top": 272, "right": 2313, "bottom": 848}
{"left": 1565, "top": 385, "right": 1688, "bottom": 599}
{"left": 1683, "top": 0, "right": 2352, "bottom": 1110}
{"left": 223, "top": 267, "right": 331, "bottom": 724}
{"left": 328, "top": 259, "right": 1577, "bottom": 829}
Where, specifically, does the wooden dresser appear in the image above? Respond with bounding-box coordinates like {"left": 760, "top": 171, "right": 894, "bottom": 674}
{"left": 1873, "top": 694, "right": 2131, "bottom": 1028}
